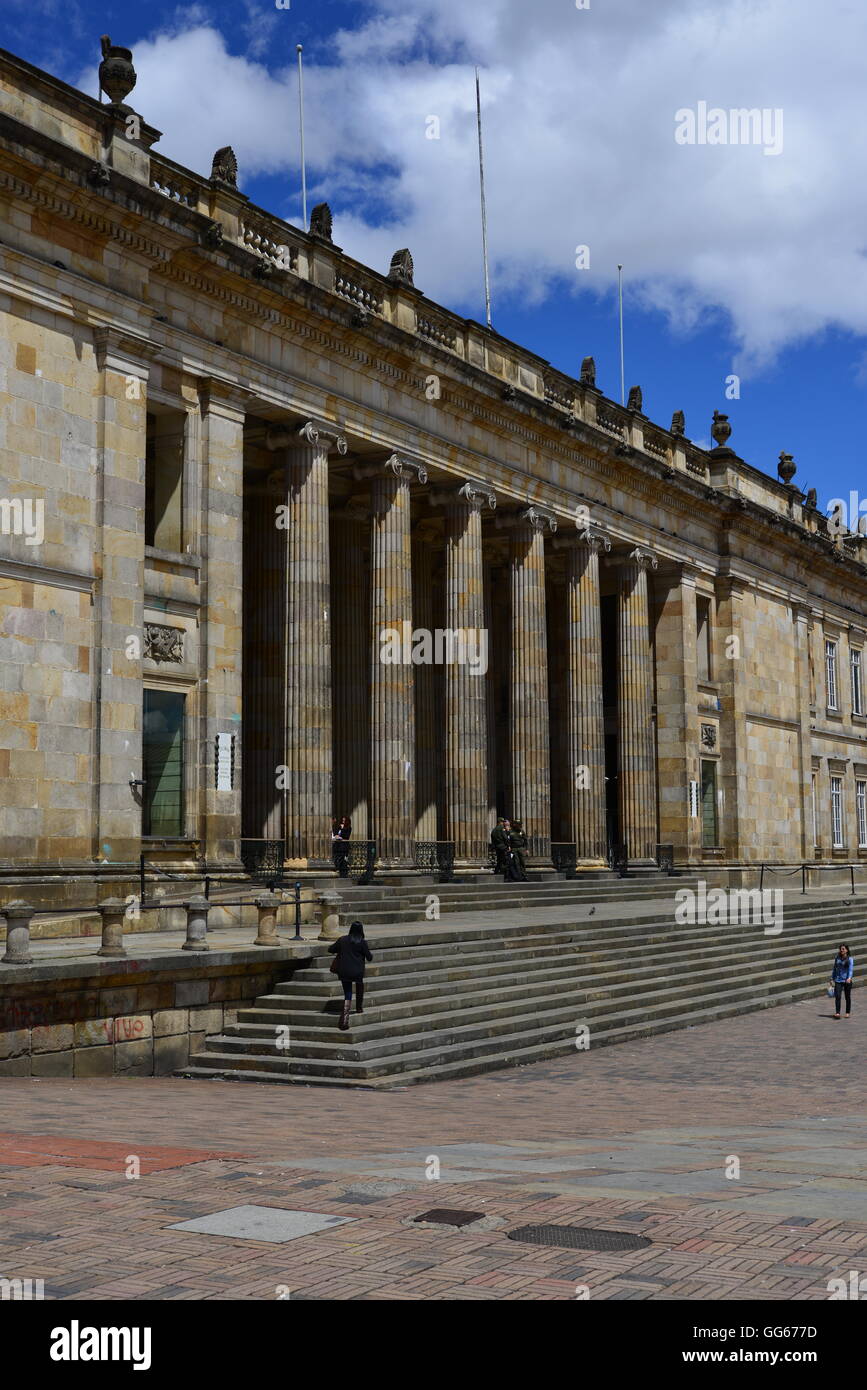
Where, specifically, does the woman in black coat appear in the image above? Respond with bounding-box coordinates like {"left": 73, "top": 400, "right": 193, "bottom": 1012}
{"left": 328, "top": 920, "right": 373, "bottom": 1030}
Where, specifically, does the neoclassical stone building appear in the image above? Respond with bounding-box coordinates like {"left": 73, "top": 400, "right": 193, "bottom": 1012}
{"left": 2, "top": 40, "right": 867, "bottom": 899}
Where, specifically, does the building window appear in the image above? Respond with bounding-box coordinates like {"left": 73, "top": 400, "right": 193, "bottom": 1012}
{"left": 826, "top": 639, "right": 839, "bottom": 710}
{"left": 145, "top": 411, "right": 185, "bottom": 553}
{"left": 696, "top": 596, "right": 712, "bottom": 683}
{"left": 858, "top": 780, "right": 867, "bottom": 849}
{"left": 142, "top": 689, "right": 186, "bottom": 837}
{"left": 700, "top": 759, "right": 718, "bottom": 848}
{"left": 852, "top": 649, "right": 863, "bottom": 716}
{"left": 830, "top": 774, "right": 844, "bottom": 849}
{"left": 811, "top": 772, "right": 818, "bottom": 846}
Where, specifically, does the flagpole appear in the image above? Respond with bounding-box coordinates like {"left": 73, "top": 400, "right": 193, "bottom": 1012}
{"left": 475, "top": 66, "right": 492, "bottom": 329}
{"left": 617, "top": 263, "right": 625, "bottom": 406}
{"left": 297, "top": 44, "right": 307, "bottom": 229}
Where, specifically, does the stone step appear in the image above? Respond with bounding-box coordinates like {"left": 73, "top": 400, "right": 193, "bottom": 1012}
{"left": 232, "top": 934, "right": 867, "bottom": 1041}
{"left": 229, "top": 935, "right": 861, "bottom": 1047}
{"left": 177, "top": 892, "right": 864, "bottom": 1087}
{"left": 186, "top": 967, "right": 838, "bottom": 1084}
{"left": 293, "top": 913, "right": 865, "bottom": 988}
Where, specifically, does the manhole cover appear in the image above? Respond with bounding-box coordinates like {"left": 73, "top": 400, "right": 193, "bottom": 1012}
{"left": 414, "top": 1208, "right": 487, "bottom": 1227}
{"left": 508, "top": 1224, "right": 651, "bottom": 1251}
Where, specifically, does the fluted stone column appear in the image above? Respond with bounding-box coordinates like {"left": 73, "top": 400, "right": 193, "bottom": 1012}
{"left": 499, "top": 505, "right": 557, "bottom": 859}
{"left": 332, "top": 503, "right": 370, "bottom": 837}
{"left": 266, "top": 420, "right": 346, "bottom": 866}
{"left": 616, "top": 548, "right": 658, "bottom": 863}
{"left": 557, "top": 528, "right": 610, "bottom": 863}
{"left": 413, "top": 523, "right": 438, "bottom": 842}
{"left": 198, "top": 381, "right": 249, "bottom": 865}
{"left": 243, "top": 467, "right": 287, "bottom": 842}
{"left": 436, "top": 481, "right": 496, "bottom": 864}
{"left": 365, "top": 455, "right": 427, "bottom": 866}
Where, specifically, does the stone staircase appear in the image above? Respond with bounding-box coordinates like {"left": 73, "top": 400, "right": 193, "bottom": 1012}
{"left": 308, "top": 868, "right": 693, "bottom": 928}
{"left": 178, "top": 888, "right": 867, "bottom": 1089}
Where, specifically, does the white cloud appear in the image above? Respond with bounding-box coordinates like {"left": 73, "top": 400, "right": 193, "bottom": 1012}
{"left": 78, "top": 0, "right": 867, "bottom": 367}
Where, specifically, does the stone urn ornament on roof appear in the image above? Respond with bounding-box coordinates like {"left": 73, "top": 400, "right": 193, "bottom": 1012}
{"left": 99, "top": 35, "right": 137, "bottom": 107}
{"left": 778, "top": 451, "right": 797, "bottom": 485}
{"left": 711, "top": 410, "right": 732, "bottom": 449}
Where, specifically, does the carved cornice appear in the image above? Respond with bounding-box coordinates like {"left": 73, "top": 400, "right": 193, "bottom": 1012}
{"left": 93, "top": 325, "right": 161, "bottom": 375}
{"left": 197, "top": 377, "right": 255, "bottom": 419}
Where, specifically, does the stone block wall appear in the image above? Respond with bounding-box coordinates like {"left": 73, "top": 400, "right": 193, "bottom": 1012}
{"left": 0, "top": 958, "right": 296, "bottom": 1077}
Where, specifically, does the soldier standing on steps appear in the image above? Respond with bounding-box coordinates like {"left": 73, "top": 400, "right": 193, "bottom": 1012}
{"left": 491, "top": 817, "right": 510, "bottom": 874}
{"left": 508, "top": 820, "right": 529, "bottom": 881}
{"left": 329, "top": 920, "right": 373, "bottom": 1030}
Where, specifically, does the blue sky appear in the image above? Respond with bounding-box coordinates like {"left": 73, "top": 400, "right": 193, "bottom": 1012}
{"left": 4, "top": 0, "right": 867, "bottom": 518}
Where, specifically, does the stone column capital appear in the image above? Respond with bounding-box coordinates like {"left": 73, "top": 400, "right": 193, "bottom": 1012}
{"left": 608, "top": 546, "right": 657, "bottom": 573}
{"left": 265, "top": 420, "right": 348, "bottom": 455}
{"left": 436, "top": 479, "right": 498, "bottom": 513}
{"left": 496, "top": 504, "right": 558, "bottom": 535}
{"left": 554, "top": 526, "right": 611, "bottom": 554}
{"left": 354, "top": 453, "right": 428, "bottom": 485}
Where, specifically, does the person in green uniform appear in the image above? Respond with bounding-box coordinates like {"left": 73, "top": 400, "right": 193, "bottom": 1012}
{"left": 509, "top": 820, "right": 529, "bottom": 881}
{"left": 490, "top": 817, "right": 510, "bottom": 874}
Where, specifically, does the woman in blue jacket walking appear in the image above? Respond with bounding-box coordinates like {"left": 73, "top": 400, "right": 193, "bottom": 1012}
{"left": 830, "top": 943, "right": 854, "bottom": 1019}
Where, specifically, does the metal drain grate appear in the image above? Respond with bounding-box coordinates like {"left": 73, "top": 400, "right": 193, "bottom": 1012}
{"left": 508, "top": 1224, "right": 651, "bottom": 1251}
{"left": 414, "top": 1208, "right": 487, "bottom": 1227}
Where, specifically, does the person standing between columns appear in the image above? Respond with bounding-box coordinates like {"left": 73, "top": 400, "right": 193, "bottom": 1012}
{"left": 329, "top": 920, "right": 373, "bottom": 1030}
{"left": 490, "top": 816, "right": 509, "bottom": 873}
{"left": 508, "top": 819, "right": 529, "bottom": 880}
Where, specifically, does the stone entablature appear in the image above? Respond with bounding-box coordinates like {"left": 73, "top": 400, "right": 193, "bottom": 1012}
{"left": 3, "top": 41, "right": 867, "bottom": 574}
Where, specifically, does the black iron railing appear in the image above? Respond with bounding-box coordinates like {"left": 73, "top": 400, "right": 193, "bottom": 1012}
{"left": 414, "top": 841, "right": 456, "bottom": 881}
{"left": 608, "top": 841, "right": 629, "bottom": 877}
{"left": 655, "top": 843, "right": 674, "bottom": 875}
{"left": 240, "top": 838, "right": 286, "bottom": 888}
{"left": 342, "top": 840, "right": 377, "bottom": 884}
{"left": 551, "top": 842, "right": 577, "bottom": 877}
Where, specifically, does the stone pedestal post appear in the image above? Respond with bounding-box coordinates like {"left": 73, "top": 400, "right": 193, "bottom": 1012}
{"left": 254, "top": 891, "right": 283, "bottom": 946}
{"left": 1, "top": 901, "right": 34, "bottom": 964}
{"left": 434, "top": 481, "right": 496, "bottom": 864}
{"left": 498, "top": 505, "right": 557, "bottom": 860}
{"left": 317, "top": 890, "right": 343, "bottom": 940}
{"left": 364, "top": 455, "right": 427, "bottom": 866}
{"left": 615, "top": 548, "right": 658, "bottom": 864}
{"left": 556, "top": 528, "right": 610, "bottom": 863}
{"left": 182, "top": 894, "right": 210, "bottom": 952}
{"left": 267, "top": 421, "right": 347, "bottom": 867}
{"left": 97, "top": 896, "right": 127, "bottom": 958}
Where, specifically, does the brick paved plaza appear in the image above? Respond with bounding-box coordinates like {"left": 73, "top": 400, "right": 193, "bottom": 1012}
{"left": 1, "top": 994, "right": 865, "bottom": 1302}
